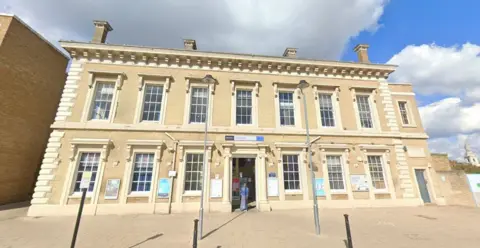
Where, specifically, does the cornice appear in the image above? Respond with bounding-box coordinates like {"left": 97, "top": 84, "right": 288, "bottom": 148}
{"left": 60, "top": 41, "right": 396, "bottom": 81}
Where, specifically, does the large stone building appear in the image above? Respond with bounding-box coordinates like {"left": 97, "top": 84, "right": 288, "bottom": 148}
{"left": 0, "top": 14, "right": 69, "bottom": 205}
{"left": 29, "top": 20, "right": 437, "bottom": 216}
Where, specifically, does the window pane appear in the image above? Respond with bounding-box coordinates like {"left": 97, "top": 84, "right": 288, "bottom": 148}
{"left": 236, "top": 90, "right": 253, "bottom": 124}
{"left": 73, "top": 152, "right": 100, "bottom": 193}
{"left": 398, "top": 101, "right": 409, "bottom": 125}
{"left": 318, "top": 94, "right": 335, "bottom": 127}
{"left": 356, "top": 95, "right": 373, "bottom": 128}
{"left": 90, "top": 82, "right": 114, "bottom": 120}
{"left": 326, "top": 155, "right": 345, "bottom": 190}
{"left": 279, "top": 92, "right": 295, "bottom": 126}
{"left": 283, "top": 155, "right": 300, "bottom": 190}
{"left": 367, "top": 155, "right": 386, "bottom": 190}
{"left": 130, "top": 153, "right": 155, "bottom": 192}
{"left": 189, "top": 88, "right": 208, "bottom": 123}
{"left": 142, "top": 85, "right": 164, "bottom": 121}
{"left": 184, "top": 153, "right": 204, "bottom": 191}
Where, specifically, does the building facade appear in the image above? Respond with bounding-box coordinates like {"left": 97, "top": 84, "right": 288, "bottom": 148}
{"left": 0, "top": 14, "right": 69, "bottom": 205}
{"left": 29, "top": 20, "right": 437, "bottom": 216}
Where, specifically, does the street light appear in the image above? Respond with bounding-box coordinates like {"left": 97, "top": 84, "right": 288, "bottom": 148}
{"left": 198, "top": 74, "right": 216, "bottom": 240}
{"left": 297, "top": 79, "right": 321, "bottom": 235}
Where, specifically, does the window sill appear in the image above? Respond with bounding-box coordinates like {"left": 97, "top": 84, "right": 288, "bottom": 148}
{"left": 183, "top": 192, "right": 201, "bottom": 197}
{"left": 401, "top": 124, "right": 417, "bottom": 128}
{"left": 69, "top": 193, "right": 93, "bottom": 199}
{"left": 127, "top": 192, "right": 151, "bottom": 197}
{"left": 373, "top": 190, "right": 389, "bottom": 194}
{"left": 330, "top": 191, "right": 348, "bottom": 195}
{"left": 285, "top": 190, "right": 302, "bottom": 195}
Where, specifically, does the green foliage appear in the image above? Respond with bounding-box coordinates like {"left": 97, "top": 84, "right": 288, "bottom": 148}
{"left": 452, "top": 163, "right": 480, "bottom": 174}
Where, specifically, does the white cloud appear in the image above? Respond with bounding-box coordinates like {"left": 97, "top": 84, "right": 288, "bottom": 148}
{"left": 0, "top": 0, "right": 389, "bottom": 59}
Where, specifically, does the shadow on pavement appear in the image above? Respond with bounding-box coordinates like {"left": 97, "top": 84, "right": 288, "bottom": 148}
{"left": 128, "top": 233, "right": 163, "bottom": 248}
{"left": 203, "top": 212, "right": 245, "bottom": 239}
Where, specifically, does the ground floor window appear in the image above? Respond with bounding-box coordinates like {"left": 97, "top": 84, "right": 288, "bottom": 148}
{"left": 326, "top": 155, "right": 345, "bottom": 191}
{"left": 184, "top": 153, "right": 204, "bottom": 192}
{"left": 74, "top": 152, "right": 100, "bottom": 193}
{"left": 367, "top": 155, "right": 387, "bottom": 190}
{"left": 283, "top": 154, "right": 300, "bottom": 191}
{"left": 131, "top": 153, "right": 154, "bottom": 192}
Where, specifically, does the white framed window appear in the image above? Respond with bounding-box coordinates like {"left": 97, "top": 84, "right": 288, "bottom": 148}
{"left": 73, "top": 152, "right": 100, "bottom": 193}
{"left": 282, "top": 154, "right": 301, "bottom": 191}
{"left": 236, "top": 90, "right": 253, "bottom": 125}
{"left": 183, "top": 77, "right": 215, "bottom": 126}
{"left": 326, "top": 155, "right": 346, "bottom": 192}
{"left": 81, "top": 71, "right": 125, "bottom": 123}
{"left": 318, "top": 93, "right": 335, "bottom": 127}
{"left": 134, "top": 74, "right": 171, "bottom": 124}
{"left": 189, "top": 87, "right": 208, "bottom": 123}
{"left": 90, "top": 82, "right": 115, "bottom": 120}
{"left": 396, "top": 100, "right": 416, "bottom": 127}
{"left": 184, "top": 153, "right": 204, "bottom": 193}
{"left": 313, "top": 86, "right": 343, "bottom": 130}
{"left": 367, "top": 155, "right": 387, "bottom": 191}
{"left": 141, "top": 85, "right": 164, "bottom": 121}
{"left": 130, "top": 153, "right": 154, "bottom": 193}
{"left": 279, "top": 92, "right": 295, "bottom": 126}
{"left": 356, "top": 95, "right": 373, "bottom": 128}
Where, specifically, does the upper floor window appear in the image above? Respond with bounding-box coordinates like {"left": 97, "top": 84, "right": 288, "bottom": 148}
{"left": 90, "top": 82, "right": 114, "bottom": 120}
{"left": 141, "top": 85, "right": 164, "bottom": 122}
{"left": 367, "top": 155, "right": 387, "bottom": 190}
{"left": 236, "top": 90, "right": 252, "bottom": 125}
{"left": 189, "top": 87, "right": 208, "bottom": 124}
{"left": 130, "top": 153, "right": 154, "bottom": 193}
{"left": 318, "top": 94, "right": 335, "bottom": 127}
{"left": 283, "top": 154, "right": 301, "bottom": 191}
{"left": 326, "top": 155, "right": 345, "bottom": 192}
{"left": 279, "top": 92, "right": 295, "bottom": 126}
{"left": 356, "top": 95, "right": 373, "bottom": 128}
{"left": 73, "top": 152, "right": 100, "bottom": 193}
{"left": 184, "top": 153, "right": 204, "bottom": 192}
{"left": 398, "top": 101, "right": 410, "bottom": 125}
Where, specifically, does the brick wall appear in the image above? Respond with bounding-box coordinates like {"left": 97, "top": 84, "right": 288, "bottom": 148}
{"left": 0, "top": 16, "right": 68, "bottom": 205}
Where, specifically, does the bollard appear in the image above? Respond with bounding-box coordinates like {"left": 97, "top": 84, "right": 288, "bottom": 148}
{"left": 193, "top": 219, "right": 199, "bottom": 248}
{"left": 344, "top": 214, "right": 353, "bottom": 248}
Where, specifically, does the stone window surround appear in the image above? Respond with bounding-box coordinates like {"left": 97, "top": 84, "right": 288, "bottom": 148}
{"left": 350, "top": 86, "right": 381, "bottom": 132}
{"left": 81, "top": 70, "right": 126, "bottom": 123}
{"left": 60, "top": 138, "right": 113, "bottom": 206}
{"left": 274, "top": 143, "right": 309, "bottom": 200}
{"left": 359, "top": 145, "right": 396, "bottom": 198}
{"left": 120, "top": 140, "right": 164, "bottom": 204}
{"left": 395, "top": 99, "right": 417, "bottom": 128}
{"left": 133, "top": 73, "right": 172, "bottom": 124}
{"left": 312, "top": 85, "right": 343, "bottom": 130}
{"left": 183, "top": 77, "right": 215, "bottom": 127}
{"left": 317, "top": 144, "right": 352, "bottom": 200}
{"left": 230, "top": 79, "right": 260, "bottom": 128}
{"left": 273, "top": 82, "right": 303, "bottom": 130}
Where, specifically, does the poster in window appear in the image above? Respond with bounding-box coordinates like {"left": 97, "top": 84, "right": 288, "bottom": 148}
{"left": 104, "top": 179, "right": 121, "bottom": 200}
{"left": 350, "top": 174, "right": 369, "bottom": 191}
{"left": 157, "top": 178, "right": 170, "bottom": 198}
{"left": 210, "top": 179, "right": 222, "bottom": 198}
{"left": 267, "top": 177, "right": 279, "bottom": 197}
{"left": 315, "top": 178, "right": 325, "bottom": 196}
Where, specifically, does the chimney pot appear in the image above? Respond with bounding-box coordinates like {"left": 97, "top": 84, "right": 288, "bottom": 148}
{"left": 92, "top": 20, "right": 113, "bottom": 44}
{"left": 184, "top": 39, "right": 197, "bottom": 50}
{"left": 353, "top": 44, "right": 370, "bottom": 63}
{"left": 283, "top": 48, "right": 297, "bottom": 58}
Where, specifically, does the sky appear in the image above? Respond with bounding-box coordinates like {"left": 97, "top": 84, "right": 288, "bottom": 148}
{"left": 1, "top": 0, "right": 479, "bottom": 161}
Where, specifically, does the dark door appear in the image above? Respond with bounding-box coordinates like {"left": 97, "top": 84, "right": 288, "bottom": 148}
{"left": 415, "top": 169, "right": 431, "bottom": 203}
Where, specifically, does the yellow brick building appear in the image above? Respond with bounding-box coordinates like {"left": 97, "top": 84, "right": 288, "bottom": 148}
{"left": 29, "top": 20, "right": 437, "bottom": 216}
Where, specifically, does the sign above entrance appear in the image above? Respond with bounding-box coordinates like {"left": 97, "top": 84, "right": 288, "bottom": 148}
{"left": 225, "top": 135, "right": 264, "bottom": 142}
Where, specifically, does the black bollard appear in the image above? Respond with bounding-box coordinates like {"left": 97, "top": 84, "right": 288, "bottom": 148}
{"left": 71, "top": 188, "right": 87, "bottom": 248}
{"left": 344, "top": 214, "right": 353, "bottom": 248}
{"left": 193, "top": 219, "right": 199, "bottom": 248}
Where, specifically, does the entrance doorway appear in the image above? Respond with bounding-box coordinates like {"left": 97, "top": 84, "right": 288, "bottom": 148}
{"left": 231, "top": 157, "right": 256, "bottom": 211}
{"left": 415, "top": 169, "right": 431, "bottom": 203}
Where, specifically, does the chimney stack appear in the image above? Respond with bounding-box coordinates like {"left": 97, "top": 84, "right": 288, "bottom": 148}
{"left": 183, "top": 39, "right": 197, "bottom": 50}
{"left": 283, "top": 48, "right": 297, "bottom": 58}
{"left": 92, "top": 20, "right": 113, "bottom": 44}
{"left": 353, "top": 44, "right": 370, "bottom": 63}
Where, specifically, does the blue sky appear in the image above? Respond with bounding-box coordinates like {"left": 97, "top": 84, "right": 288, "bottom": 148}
{"left": 1, "top": 0, "right": 479, "bottom": 161}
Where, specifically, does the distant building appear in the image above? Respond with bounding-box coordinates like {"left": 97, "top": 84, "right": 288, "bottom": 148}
{"left": 464, "top": 142, "right": 479, "bottom": 166}
{"left": 0, "top": 14, "right": 69, "bottom": 205}
{"left": 29, "top": 20, "right": 436, "bottom": 216}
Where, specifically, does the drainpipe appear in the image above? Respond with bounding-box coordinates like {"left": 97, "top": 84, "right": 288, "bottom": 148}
{"left": 165, "top": 132, "right": 178, "bottom": 214}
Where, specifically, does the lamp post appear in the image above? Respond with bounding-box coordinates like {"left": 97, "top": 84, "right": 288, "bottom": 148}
{"left": 297, "top": 79, "right": 321, "bottom": 235}
{"left": 198, "top": 74, "right": 216, "bottom": 240}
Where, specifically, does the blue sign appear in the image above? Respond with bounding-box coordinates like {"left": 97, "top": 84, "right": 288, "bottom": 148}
{"left": 225, "top": 135, "right": 264, "bottom": 142}
{"left": 315, "top": 178, "right": 325, "bottom": 197}
{"left": 157, "top": 178, "right": 170, "bottom": 198}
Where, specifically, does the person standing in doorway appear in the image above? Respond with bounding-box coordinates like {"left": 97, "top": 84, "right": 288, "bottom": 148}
{"left": 240, "top": 182, "right": 249, "bottom": 212}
